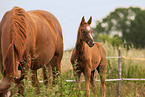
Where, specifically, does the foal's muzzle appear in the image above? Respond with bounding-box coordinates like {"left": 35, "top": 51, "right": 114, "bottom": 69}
{"left": 87, "top": 41, "right": 94, "bottom": 47}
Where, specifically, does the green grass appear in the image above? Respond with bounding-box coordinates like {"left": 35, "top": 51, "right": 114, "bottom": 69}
{"left": 0, "top": 41, "right": 145, "bottom": 96}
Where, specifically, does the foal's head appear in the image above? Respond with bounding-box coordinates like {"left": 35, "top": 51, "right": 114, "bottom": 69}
{"left": 78, "top": 16, "right": 94, "bottom": 47}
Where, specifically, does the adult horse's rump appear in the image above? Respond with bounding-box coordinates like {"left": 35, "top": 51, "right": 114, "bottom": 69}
{"left": 0, "top": 21, "right": 3, "bottom": 75}
{"left": 0, "top": 6, "right": 63, "bottom": 96}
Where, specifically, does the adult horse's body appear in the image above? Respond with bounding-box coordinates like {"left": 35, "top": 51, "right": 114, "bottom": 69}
{"left": 0, "top": 21, "right": 3, "bottom": 75}
{"left": 0, "top": 6, "right": 63, "bottom": 96}
{"left": 71, "top": 16, "right": 107, "bottom": 97}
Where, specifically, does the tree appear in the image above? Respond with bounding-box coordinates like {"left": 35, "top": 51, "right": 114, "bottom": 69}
{"left": 93, "top": 7, "right": 142, "bottom": 47}
{"left": 126, "top": 10, "right": 145, "bottom": 48}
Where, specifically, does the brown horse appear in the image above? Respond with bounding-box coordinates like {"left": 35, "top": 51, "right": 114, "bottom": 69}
{"left": 71, "top": 16, "right": 107, "bottom": 97}
{"left": 0, "top": 6, "right": 63, "bottom": 96}
{"left": 0, "top": 21, "right": 3, "bottom": 75}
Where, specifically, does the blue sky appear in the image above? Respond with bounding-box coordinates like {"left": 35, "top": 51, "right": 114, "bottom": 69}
{"left": 0, "top": 0, "right": 145, "bottom": 50}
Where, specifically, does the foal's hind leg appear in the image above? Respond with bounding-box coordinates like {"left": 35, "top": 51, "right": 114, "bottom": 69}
{"left": 90, "top": 70, "right": 97, "bottom": 97}
{"left": 97, "top": 63, "right": 107, "bottom": 97}
{"left": 31, "top": 70, "right": 40, "bottom": 94}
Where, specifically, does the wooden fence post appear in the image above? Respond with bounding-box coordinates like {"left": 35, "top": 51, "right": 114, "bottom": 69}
{"left": 117, "top": 48, "right": 122, "bottom": 97}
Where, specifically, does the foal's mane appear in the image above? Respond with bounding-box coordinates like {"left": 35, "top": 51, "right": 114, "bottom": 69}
{"left": 75, "top": 22, "right": 85, "bottom": 47}
{"left": 10, "top": 6, "right": 27, "bottom": 59}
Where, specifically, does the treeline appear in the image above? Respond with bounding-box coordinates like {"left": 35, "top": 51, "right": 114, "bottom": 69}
{"left": 93, "top": 7, "right": 145, "bottom": 48}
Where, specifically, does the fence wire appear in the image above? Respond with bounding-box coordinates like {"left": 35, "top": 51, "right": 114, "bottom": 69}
{"left": 65, "top": 78, "right": 145, "bottom": 82}
{"left": 64, "top": 56, "right": 145, "bottom": 60}
{"left": 63, "top": 55, "right": 145, "bottom": 82}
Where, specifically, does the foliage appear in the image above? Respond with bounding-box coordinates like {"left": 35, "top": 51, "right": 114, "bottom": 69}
{"left": 93, "top": 7, "right": 145, "bottom": 48}
{"left": 93, "top": 33, "right": 122, "bottom": 47}
{"left": 93, "top": 7, "right": 141, "bottom": 36}
{"left": 0, "top": 42, "right": 145, "bottom": 96}
{"left": 126, "top": 10, "right": 145, "bottom": 48}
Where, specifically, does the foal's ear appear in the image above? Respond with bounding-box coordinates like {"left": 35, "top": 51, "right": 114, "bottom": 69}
{"left": 81, "top": 16, "right": 85, "bottom": 25}
{"left": 87, "top": 16, "right": 92, "bottom": 25}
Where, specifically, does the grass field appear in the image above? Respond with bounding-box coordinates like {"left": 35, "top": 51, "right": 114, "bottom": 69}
{"left": 0, "top": 42, "right": 145, "bottom": 97}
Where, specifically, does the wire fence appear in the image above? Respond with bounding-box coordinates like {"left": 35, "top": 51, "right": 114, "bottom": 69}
{"left": 64, "top": 56, "right": 145, "bottom": 81}
{"left": 64, "top": 48, "right": 145, "bottom": 97}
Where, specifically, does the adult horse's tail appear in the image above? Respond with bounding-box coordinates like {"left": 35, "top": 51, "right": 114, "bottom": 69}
{"left": 0, "top": 6, "right": 27, "bottom": 95}
{"left": 10, "top": 6, "right": 27, "bottom": 59}
{"left": 1, "top": 6, "right": 27, "bottom": 84}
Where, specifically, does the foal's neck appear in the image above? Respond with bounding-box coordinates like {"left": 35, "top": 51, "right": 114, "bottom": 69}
{"left": 75, "top": 31, "right": 85, "bottom": 54}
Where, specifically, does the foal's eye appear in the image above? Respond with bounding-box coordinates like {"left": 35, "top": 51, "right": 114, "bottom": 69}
{"left": 81, "top": 30, "right": 86, "bottom": 33}
{"left": 82, "top": 31, "right": 86, "bottom": 33}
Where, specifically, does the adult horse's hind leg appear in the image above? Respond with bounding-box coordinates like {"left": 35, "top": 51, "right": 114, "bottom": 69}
{"left": 90, "top": 70, "right": 97, "bottom": 97}
{"left": 50, "top": 53, "right": 62, "bottom": 84}
{"left": 50, "top": 40, "right": 63, "bottom": 84}
{"left": 31, "top": 70, "right": 40, "bottom": 94}
{"left": 42, "top": 63, "right": 53, "bottom": 86}
{"left": 97, "top": 63, "right": 107, "bottom": 97}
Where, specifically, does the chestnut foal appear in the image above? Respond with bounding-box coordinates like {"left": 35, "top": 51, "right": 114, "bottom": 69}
{"left": 71, "top": 16, "right": 107, "bottom": 97}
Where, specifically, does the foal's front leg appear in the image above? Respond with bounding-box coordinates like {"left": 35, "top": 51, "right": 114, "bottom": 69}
{"left": 74, "top": 72, "right": 81, "bottom": 91}
{"left": 84, "top": 68, "right": 91, "bottom": 97}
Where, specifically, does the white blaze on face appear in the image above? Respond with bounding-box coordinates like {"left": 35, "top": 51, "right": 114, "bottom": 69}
{"left": 89, "top": 33, "right": 93, "bottom": 40}
{"left": 87, "top": 26, "right": 93, "bottom": 40}
{"left": 87, "top": 26, "right": 91, "bottom": 31}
